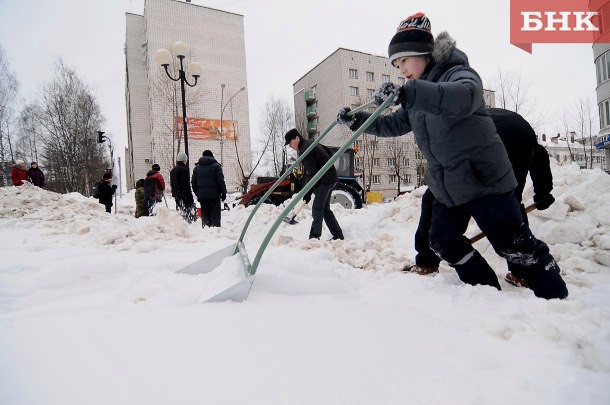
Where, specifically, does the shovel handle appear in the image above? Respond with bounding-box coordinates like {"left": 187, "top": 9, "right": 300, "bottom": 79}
{"left": 468, "top": 202, "right": 537, "bottom": 244}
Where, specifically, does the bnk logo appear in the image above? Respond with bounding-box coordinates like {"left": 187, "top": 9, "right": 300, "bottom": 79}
{"left": 510, "top": 0, "right": 610, "bottom": 53}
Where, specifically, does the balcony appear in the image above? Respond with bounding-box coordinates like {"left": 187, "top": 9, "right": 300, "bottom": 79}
{"left": 306, "top": 105, "right": 317, "bottom": 118}
{"left": 307, "top": 121, "right": 318, "bottom": 133}
{"left": 305, "top": 91, "right": 316, "bottom": 103}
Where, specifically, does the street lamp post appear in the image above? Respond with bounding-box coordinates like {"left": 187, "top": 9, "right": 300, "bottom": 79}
{"left": 155, "top": 42, "right": 202, "bottom": 168}
{"left": 219, "top": 84, "right": 246, "bottom": 166}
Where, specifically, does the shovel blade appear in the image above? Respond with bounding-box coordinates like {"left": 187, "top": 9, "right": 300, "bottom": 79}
{"left": 206, "top": 275, "right": 255, "bottom": 302}
{"left": 176, "top": 242, "right": 238, "bottom": 274}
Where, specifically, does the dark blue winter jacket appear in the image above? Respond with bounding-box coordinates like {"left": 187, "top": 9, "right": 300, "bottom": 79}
{"left": 191, "top": 156, "right": 227, "bottom": 201}
{"left": 352, "top": 32, "right": 517, "bottom": 207}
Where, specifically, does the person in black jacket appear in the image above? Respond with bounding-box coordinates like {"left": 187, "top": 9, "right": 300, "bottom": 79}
{"left": 336, "top": 13, "right": 567, "bottom": 299}
{"left": 170, "top": 152, "right": 197, "bottom": 223}
{"left": 404, "top": 108, "right": 556, "bottom": 289}
{"left": 285, "top": 128, "right": 344, "bottom": 241}
{"left": 191, "top": 150, "right": 227, "bottom": 227}
{"left": 98, "top": 172, "right": 117, "bottom": 213}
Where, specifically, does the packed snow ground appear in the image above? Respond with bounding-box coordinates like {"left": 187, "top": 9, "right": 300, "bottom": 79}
{"left": 1, "top": 160, "right": 609, "bottom": 405}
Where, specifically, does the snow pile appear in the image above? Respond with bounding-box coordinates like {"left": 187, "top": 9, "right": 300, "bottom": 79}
{"left": 0, "top": 162, "right": 609, "bottom": 405}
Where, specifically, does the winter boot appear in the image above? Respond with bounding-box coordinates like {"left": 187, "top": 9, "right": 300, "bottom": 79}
{"left": 402, "top": 264, "right": 439, "bottom": 275}
{"left": 505, "top": 272, "right": 529, "bottom": 288}
{"left": 452, "top": 250, "right": 501, "bottom": 290}
{"left": 526, "top": 258, "right": 569, "bottom": 300}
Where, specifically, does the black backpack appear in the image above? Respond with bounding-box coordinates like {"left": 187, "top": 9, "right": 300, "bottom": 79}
{"left": 92, "top": 181, "right": 102, "bottom": 198}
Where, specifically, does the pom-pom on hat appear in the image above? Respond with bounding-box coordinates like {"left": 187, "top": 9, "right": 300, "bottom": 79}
{"left": 388, "top": 12, "right": 433, "bottom": 66}
{"left": 177, "top": 152, "right": 188, "bottom": 162}
{"left": 284, "top": 128, "right": 301, "bottom": 145}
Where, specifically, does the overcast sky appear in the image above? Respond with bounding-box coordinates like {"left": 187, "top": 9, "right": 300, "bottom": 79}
{"left": 0, "top": 0, "right": 599, "bottom": 153}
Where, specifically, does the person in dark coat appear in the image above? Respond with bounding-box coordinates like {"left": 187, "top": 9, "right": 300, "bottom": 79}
{"left": 191, "top": 150, "right": 227, "bottom": 227}
{"left": 11, "top": 160, "right": 29, "bottom": 186}
{"left": 170, "top": 152, "right": 197, "bottom": 223}
{"left": 336, "top": 13, "right": 567, "bottom": 299}
{"left": 98, "top": 172, "right": 117, "bottom": 213}
{"left": 134, "top": 179, "right": 147, "bottom": 218}
{"left": 27, "top": 162, "right": 45, "bottom": 188}
{"left": 144, "top": 163, "right": 166, "bottom": 215}
{"left": 405, "top": 108, "right": 556, "bottom": 289}
{"left": 285, "top": 128, "right": 344, "bottom": 241}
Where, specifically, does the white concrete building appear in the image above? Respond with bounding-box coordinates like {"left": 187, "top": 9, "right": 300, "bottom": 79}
{"left": 540, "top": 133, "right": 607, "bottom": 170}
{"left": 125, "top": 0, "right": 252, "bottom": 191}
{"left": 592, "top": 43, "right": 610, "bottom": 171}
{"left": 293, "top": 48, "right": 495, "bottom": 199}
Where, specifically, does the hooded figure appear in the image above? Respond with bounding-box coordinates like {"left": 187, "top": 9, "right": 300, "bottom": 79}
{"left": 11, "top": 160, "right": 29, "bottom": 186}
{"left": 134, "top": 179, "right": 147, "bottom": 218}
{"left": 191, "top": 150, "right": 227, "bottom": 227}
{"left": 170, "top": 152, "right": 197, "bottom": 223}
{"left": 27, "top": 162, "right": 45, "bottom": 188}
{"left": 144, "top": 164, "right": 166, "bottom": 215}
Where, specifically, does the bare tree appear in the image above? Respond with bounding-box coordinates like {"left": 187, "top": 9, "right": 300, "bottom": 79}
{"left": 14, "top": 102, "right": 42, "bottom": 164}
{"left": 34, "top": 59, "right": 107, "bottom": 194}
{"left": 487, "top": 68, "right": 543, "bottom": 127}
{"left": 0, "top": 45, "right": 19, "bottom": 185}
{"left": 259, "top": 96, "right": 294, "bottom": 176}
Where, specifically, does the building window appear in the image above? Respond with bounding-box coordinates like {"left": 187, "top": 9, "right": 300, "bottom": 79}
{"left": 403, "top": 157, "right": 410, "bottom": 166}
{"left": 354, "top": 140, "right": 362, "bottom": 149}
{"left": 371, "top": 141, "right": 378, "bottom": 150}
{"left": 389, "top": 175, "right": 397, "bottom": 183}
{"left": 398, "top": 77, "right": 405, "bottom": 85}
{"left": 402, "top": 142, "right": 409, "bottom": 151}
{"left": 367, "top": 89, "right": 375, "bottom": 98}
{"left": 372, "top": 175, "right": 381, "bottom": 184}
{"left": 415, "top": 150, "right": 423, "bottom": 159}
{"left": 366, "top": 71, "right": 374, "bottom": 81}
{"left": 605, "top": 100, "right": 610, "bottom": 129}
{"left": 382, "top": 74, "right": 390, "bottom": 83}
{"left": 349, "top": 69, "right": 358, "bottom": 79}
{"left": 402, "top": 174, "right": 411, "bottom": 184}
{"left": 350, "top": 86, "right": 359, "bottom": 96}
{"left": 387, "top": 158, "right": 396, "bottom": 166}
{"left": 372, "top": 158, "right": 380, "bottom": 166}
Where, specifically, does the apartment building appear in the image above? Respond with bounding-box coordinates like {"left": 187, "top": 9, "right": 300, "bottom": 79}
{"left": 293, "top": 48, "right": 495, "bottom": 199}
{"left": 125, "top": 0, "right": 252, "bottom": 191}
{"left": 592, "top": 43, "right": 610, "bottom": 171}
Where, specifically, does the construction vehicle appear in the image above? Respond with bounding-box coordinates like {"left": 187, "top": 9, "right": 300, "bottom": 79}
{"left": 239, "top": 146, "right": 364, "bottom": 209}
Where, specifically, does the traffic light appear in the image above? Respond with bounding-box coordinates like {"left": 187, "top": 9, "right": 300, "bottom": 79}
{"left": 97, "top": 131, "right": 106, "bottom": 143}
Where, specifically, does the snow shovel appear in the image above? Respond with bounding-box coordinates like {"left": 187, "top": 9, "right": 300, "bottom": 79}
{"left": 176, "top": 95, "right": 396, "bottom": 302}
{"left": 468, "top": 202, "right": 537, "bottom": 244}
{"left": 283, "top": 200, "right": 308, "bottom": 225}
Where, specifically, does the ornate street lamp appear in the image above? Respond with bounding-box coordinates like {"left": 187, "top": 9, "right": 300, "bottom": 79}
{"left": 155, "top": 41, "right": 202, "bottom": 168}
{"left": 219, "top": 84, "right": 246, "bottom": 166}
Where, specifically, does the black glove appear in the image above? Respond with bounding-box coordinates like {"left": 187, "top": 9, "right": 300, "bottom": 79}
{"left": 220, "top": 192, "right": 226, "bottom": 201}
{"left": 373, "top": 82, "right": 403, "bottom": 106}
{"left": 336, "top": 107, "right": 355, "bottom": 126}
{"left": 111, "top": 184, "right": 118, "bottom": 190}
{"left": 303, "top": 191, "right": 312, "bottom": 204}
{"left": 534, "top": 193, "right": 555, "bottom": 210}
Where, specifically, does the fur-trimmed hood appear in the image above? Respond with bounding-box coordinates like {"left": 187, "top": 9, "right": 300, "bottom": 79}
{"left": 424, "top": 31, "right": 472, "bottom": 82}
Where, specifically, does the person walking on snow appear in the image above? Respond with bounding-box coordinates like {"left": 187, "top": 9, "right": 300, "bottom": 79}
{"left": 336, "top": 13, "right": 567, "bottom": 299}
{"left": 97, "top": 172, "right": 117, "bottom": 213}
{"left": 170, "top": 152, "right": 197, "bottom": 223}
{"left": 191, "top": 150, "right": 227, "bottom": 227}
{"left": 144, "top": 163, "right": 166, "bottom": 215}
{"left": 27, "top": 162, "right": 45, "bottom": 188}
{"left": 11, "top": 160, "right": 29, "bottom": 186}
{"left": 404, "top": 108, "right": 556, "bottom": 290}
{"left": 284, "top": 128, "right": 344, "bottom": 241}
{"left": 134, "top": 179, "right": 147, "bottom": 218}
